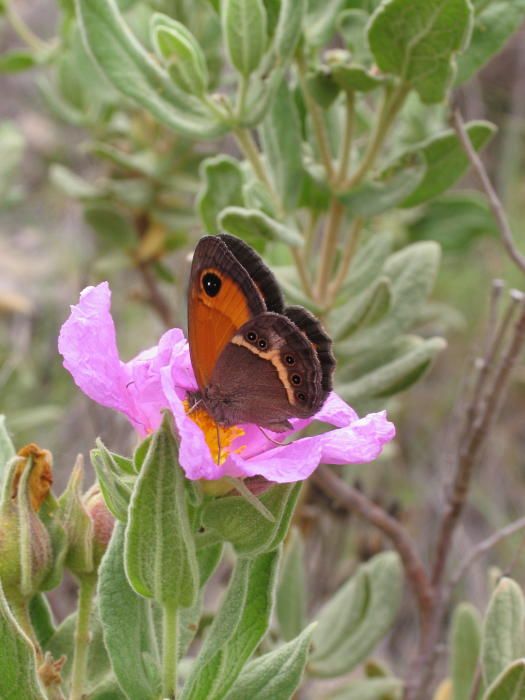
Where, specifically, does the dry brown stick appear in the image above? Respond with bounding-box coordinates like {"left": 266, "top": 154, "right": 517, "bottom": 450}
{"left": 452, "top": 108, "right": 525, "bottom": 274}
{"left": 137, "top": 262, "right": 176, "bottom": 329}
{"left": 312, "top": 465, "right": 434, "bottom": 637}
{"left": 431, "top": 300, "right": 525, "bottom": 587}
{"left": 449, "top": 515, "right": 525, "bottom": 589}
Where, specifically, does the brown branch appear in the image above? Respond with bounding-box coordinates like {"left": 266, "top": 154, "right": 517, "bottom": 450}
{"left": 431, "top": 299, "right": 525, "bottom": 588}
{"left": 312, "top": 465, "right": 434, "bottom": 638}
{"left": 137, "top": 262, "right": 176, "bottom": 329}
{"left": 449, "top": 515, "right": 525, "bottom": 589}
{"left": 452, "top": 108, "right": 525, "bottom": 274}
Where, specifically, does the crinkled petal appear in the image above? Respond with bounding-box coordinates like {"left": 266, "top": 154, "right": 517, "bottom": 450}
{"left": 58, "top": 282, "right": 131, "bottom": 415}
{"left": 228, "top": 438, "right": 323, "bottom": 483}
{"left": 160, "top": 366, "right": 224, "bottom": 480}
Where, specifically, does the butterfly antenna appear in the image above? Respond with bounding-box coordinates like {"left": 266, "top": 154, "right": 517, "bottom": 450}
{"left": 186, "top": 398, "right": 203, "bottom": 416}
{"left": 257, "top": 425, "right": 286, "bottom": 447}
{"left": 225, "top": 477, "right": 276, "bottom": 522}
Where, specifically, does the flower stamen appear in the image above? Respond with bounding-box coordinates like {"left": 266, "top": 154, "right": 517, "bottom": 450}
{"left": 183, "top": 400, "right": 245, "bottom": 465}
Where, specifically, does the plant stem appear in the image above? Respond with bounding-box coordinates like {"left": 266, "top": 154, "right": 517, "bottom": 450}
{"left": 70, "top": 576, "right": 96, "bottom": 700}
{"left": 296, "top": 53, "right": 335, "bottom": 183}
{"left": 291, "top": 247, "right": 313, "bottom": 297}
{"left": 328, "top": 216, "right": 364, "bottom": 303}
{"left": 235, "top": 75, "right": 249, "bottom": 120}
{"left": 4, "top": 0, "right": 50, "bottom": 52}
{"left": 315, "top": 198, "right": 344, "bottom": 303}
{"left": 162, "top": 604, "right": 179, "bottom": 699}
{"left": 343, "top": 83, "right": 409, "bottom": 190}
{"left": 233, "top": 128, "right": 279, "bottom": 206}
{"left": 337, "top": 92, "right": 355, "bottom": 184}
{"left": 9, "top": 595, "right": 41, "bottom": 659}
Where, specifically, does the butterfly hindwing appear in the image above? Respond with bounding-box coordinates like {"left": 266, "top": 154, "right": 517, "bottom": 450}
{"left": 207, "top": 312, "right": 324, "bottom": 430}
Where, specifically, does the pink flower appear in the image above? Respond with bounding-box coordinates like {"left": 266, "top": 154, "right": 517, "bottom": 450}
{"left": 58, "top": 282, "right": 395, "bottom": 483}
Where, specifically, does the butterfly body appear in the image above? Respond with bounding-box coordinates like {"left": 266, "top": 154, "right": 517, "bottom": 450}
{"left": 188, "top": 235, "right": 335, "bottom": 432}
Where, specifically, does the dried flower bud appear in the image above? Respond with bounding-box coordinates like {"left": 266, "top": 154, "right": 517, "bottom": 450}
{"left": 0, "top": 446, "right": 53, "bottom": 599}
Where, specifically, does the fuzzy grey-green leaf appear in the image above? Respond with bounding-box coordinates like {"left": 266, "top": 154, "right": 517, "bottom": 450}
{"left": 222, "top": 0, "right": 268, "bottom": 76}
{"left": 368, "top": 0, "right": 473, "bottom": 103}
{"left": 219, "top": 207, "right": 303, "bottom": 247}
{"left": 99, "top": 523, "right": 161, "bottom": 700}
{"left": 483, "top": 659, "right": 525, "bottom": 700}
{"left": 0, "top": 582, "right": 46, "bottom": 699}
{"left": 181, "top": 549, "right": 279, "bottom": 700}
{"left": 309, "top": 552, "right": 403, "bottom": 677}
{"left": 451, "top": 602, "right": 482, "bottom": 700}
{"left": 0, "top": 415, "right": 15, "bottom": 484}
{"left": 201, "top": 482, "right": 301, "bottom": 556}
{"left": 224, "top": 623, "right": 315, "bottom": 700}
{"left": 125, "top": 414, "right": 199, "bottom": 607}
{"left": 482, "top": 577, "right": 525, "bottom": 687}
{"left": 197, "top": 155, "right": 244, "bottom": 234}
{"left": 276, "top": 527, "right": 307, "bottom": 641}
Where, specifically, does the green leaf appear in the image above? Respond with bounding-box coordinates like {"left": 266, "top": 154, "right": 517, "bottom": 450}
{"left": 59, "top": 462, "right": 94, "bottom": 576}
{"left": 407, "top": 192, "right": 498, "bottom": 252}
{"left": 305, "top": 0, "right": 347, "bottom": 46}
{"left": 328, "top": 677, "right": 403, "bottom": 700}
{"left": 481, "top": 577, "right": 525, "bottom": 688}
{"left": 451, "top": 603, "right": 482, "bottom": 700}
{"left": 91, "top": 443, "right": 133, "bottom": 522}
{"left": 224, "top": 623, "right": 315, "bottom": 700}
{"left": 332, "top": 64, "right": 386, "bottom": 93}
{"left": 99, "top": 523, "right": 161, "bottom": 700}
{"left": 339, "top": 336, "right": 445, "bottom": 401}
{"left": 401, "top": 121, "right": 496, "bottom": 207}
{"left": 222, "top": 0, "right": 268, "bottom": 76}
{"left": 334, "top": 276, "right": 391, "bottom": 340}
{"left": 29, "top": 594, "right": 56, "bottom": 649}
{"left": 276, "top": 527, "right": 307, "bottom": 641}
{"left": 483, "top": 659, "right": 525, "bottom": 700}
{"left": 125, "top": 414, "right": 199, "bottom": 607}
{"left": 306, "top": 68, "right": 341, "bottom": 108}
{"left": 197, "top": 155, "right": 244, "bottom": 234}
{"left": 338, "top": 10, "right": 373, "bottom": 61}
{"left": 0, "top": 50, "right": 37, "bottom": 73}
{"left": 341, "top": 241, "right": 441, "bottom": 355}
{"left": 150, "top": 13, "right": 209, "bottom": 96}
{"left": 75, "top": 0, "right": 225, "bottom": 138}
{"left": 338, "top": 158, "right": 425, "bottom": 217}
{"left": 311, "top": 568, "right": 368, "bottom": 665}
{"left": 85, "top": 205, "right": 136, "bottom": 250}
{"left": 0, "top": 415, "right": 15, "bottom": 484}
{"left": 261, "top": 79, "right": 304, "bottom": 212}
{"left": 456, "top": 1, "right": 525, "bottom": 85}
{"left": 273, "top": 0, "right": 305, "bottom": 63}
{"left": 219, "top": 207, "right": 303, "bottom": 247}
{"left": 201, "top": 483, "right": 301, "bottom": 556}
{"left": 309, "top": 552, "right": 404, "bottom": 677}
{"left": 344, "top": 232, "right": 393, "bottom": 297}
{"left": 368, "top": 0, "right": 473, "bottom": 103}
{"left": 0, "top": 582, "right": 46, "bottom": 699}
{"left": 181, "top": 549, "right": 279, "bottom": 700}
{"left": 89, "top": 678, "right": 128, "bottom": 700}
{"left": 50, "top": 164, "right": 105, "bottom": 201}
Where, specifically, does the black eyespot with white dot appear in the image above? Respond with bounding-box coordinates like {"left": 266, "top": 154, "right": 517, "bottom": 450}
{"left": 202, "top": 272, "right": 221, "bottom": 297}
{"left": 285, "top": 354, "right": 295, "bottom": 365}
{"left": 296, "top": 391, "right": 306, "bottom": 402}
{"left": 291, "top": 374, "right": 301, "bottom": 385}
{"left": 246, "top": 331, "right": 257, "bottom": 342}
{"left": 258, "top": 339, "right": 267, "bottom": 350}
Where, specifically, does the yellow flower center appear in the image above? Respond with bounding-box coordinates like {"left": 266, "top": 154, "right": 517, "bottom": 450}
{"left": 183, "top": 400, "right": 246, "bottom": 465}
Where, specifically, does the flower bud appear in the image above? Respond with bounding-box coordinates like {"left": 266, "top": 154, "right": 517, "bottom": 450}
{"left": 82, "top": 484, "right": 114, "bottom": 566}
{"left": 0, "top": 445, "right": 53, "bottom": 599}
{"left": 60, "top": 459, "right": 114, "bottom": 577}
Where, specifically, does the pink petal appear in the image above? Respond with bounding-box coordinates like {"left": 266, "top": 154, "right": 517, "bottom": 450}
{"left": 228, "top": 438, "right": 323, "bottom": 483}
{"left": 58, "top": 282, "right": 131, "bottom": 416}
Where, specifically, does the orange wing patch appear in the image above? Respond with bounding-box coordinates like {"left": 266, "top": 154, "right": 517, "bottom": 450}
{"left": 188, "top": 268, "right": 254, "bottom": 390}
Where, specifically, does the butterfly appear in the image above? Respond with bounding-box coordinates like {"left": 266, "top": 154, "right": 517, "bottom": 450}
{"left": 187, "top": 234, "right": 335, "bottom": 433}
